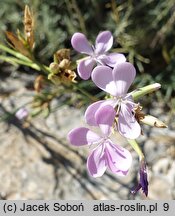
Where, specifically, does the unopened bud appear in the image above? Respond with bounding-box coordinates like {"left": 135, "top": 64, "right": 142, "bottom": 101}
{"left": 59, "top": 59, "right": 70, "bottom": 69}
{"left": 49, "top": 62, "right": 60, "bottom": 74}
{"left": 132, "top": 83, "right": 161, "bottom": 100}
{"left": 140, "top": 115, "right": 167, "bottom": 128}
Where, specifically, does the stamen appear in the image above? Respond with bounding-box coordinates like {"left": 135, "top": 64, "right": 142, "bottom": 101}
{"left": 125, "top": 100, "right": 138, "bottom": 107}
{"left": 91, "top": 45, "right": 95, "bottom": 52}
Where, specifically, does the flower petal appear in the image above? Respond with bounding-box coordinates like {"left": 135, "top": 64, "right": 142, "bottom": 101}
{"left": 118, "top": 103, "right": 141, "bottom": 139}
{"left": 77, "top": 58, "right": 95, "bottom": 80}
{"left": 87, "top": 144, "right": 107, "bottom": 177}
{"left": 131, "top": 160, "right": 148, "bottom": 196}
{"left": 92, "top": 66, "right": 118, "bottom": 96}
{"left": 68, "top": 127, "right": 100, "bottom": 146}
{"left": 113, "top": 62, "right": 136, "bottom": 96}
{"left": 85, "top": 100, "right": 115, "bottom": 126}
{"left": 98, "top": 53, "right": 126, "bottom": 67}
{"left": 105, "top": 141, "right": 132, "bottom": 176}
{"left": 95, "top": 31, "right": 113, "bottom": 54}
{"left": 95, "top": 105, "right": 116, "bottom": 136}
{"left": 140, "top": 161, "right": 148, "bottom": 196}
{"left": 15, "top": 107, "right": 28, "bottom": 120}
{"left": 71, "top": 33, "right": 93, "bottom": 54}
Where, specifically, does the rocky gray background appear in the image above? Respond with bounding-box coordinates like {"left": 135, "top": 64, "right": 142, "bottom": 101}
{"left": 0, "top": 71, "right": 175, "bottom": 200}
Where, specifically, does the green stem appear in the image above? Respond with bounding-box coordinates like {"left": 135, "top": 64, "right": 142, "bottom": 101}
{"left": 33, "top": 59, "right": 51, "bottom": 74}
{"left": 127, "top": 139, "right": 144, "bottom": 161}
{"left": 0, "top": 43, "right": 51, "bottom": 73}
{"left": 72, "top": 84, "right": 98, "bottom": 102}
{"left": 0, "top": 43, "right": 31, "bottom": 62}
{"left": 0, "top": 55, "right": 41, "bottom": 70}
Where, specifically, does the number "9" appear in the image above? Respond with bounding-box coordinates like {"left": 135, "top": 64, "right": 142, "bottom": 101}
{"left": 163, "top": 203, "right": 169, "bottom": 211}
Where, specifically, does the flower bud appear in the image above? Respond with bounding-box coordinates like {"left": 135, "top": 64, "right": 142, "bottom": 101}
{"left": 132, "top": 83, "right": 161, "bottom": 100}
{"left": 59, "top": 59, "right": 70, "bottom": 69}
{"left": 140, "top": 115, "right": 167, "bottom": 128}
{"left": 49, "top": 62, "right": 60, "bottom": 74}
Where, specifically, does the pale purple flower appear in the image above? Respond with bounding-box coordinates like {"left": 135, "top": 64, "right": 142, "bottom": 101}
{"left": 131, "top": 160, "right": 148, "bottom": 196}
{"left": 85, "top": 62, "right": 141, "bottom": 139}
{"left": 68, "top": 105, "right": 132, "bottom": 178}
{"left": 71, "top": 31, "right": 126, "bottom": 80}
{"left": 15, "top": 107, "right": 28, "bottom": 120}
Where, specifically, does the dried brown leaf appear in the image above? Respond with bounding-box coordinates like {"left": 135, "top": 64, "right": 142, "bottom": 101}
{"left": 5, "top": 31, "right": 30, "bottom": 57}
{"left": 34, "top": 75, "right": 45, "bottom": 93}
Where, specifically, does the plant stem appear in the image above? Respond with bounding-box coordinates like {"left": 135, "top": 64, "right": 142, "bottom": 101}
{"left": 127, "top": 139, "right": 144, "bottom": 161}
{"left": 72, "top": 83, "right": 98, "bottom": 102}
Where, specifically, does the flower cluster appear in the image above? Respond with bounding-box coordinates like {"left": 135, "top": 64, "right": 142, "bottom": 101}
{"left": 68, "top": 31, "right": 167, "bottom": 197}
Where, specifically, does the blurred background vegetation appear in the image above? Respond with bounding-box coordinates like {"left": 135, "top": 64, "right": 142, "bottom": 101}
{"left": 0, "top": 0, "right": 175, "bottom": 110}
